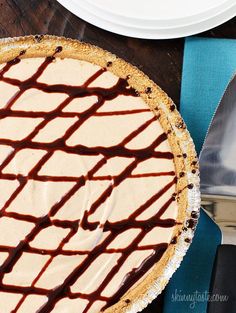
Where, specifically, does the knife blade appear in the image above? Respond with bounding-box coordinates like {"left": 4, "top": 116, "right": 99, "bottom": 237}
{"left": 200, "top": 73, "right": 236, "bottom": 313}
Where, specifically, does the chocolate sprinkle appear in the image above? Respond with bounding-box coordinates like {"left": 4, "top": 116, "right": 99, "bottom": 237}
{"left": 175, "top": 121, "right": 184, "bottom": 129}
{"left": 34, "top": 34, "right": 44, "bottom": 43}
{"left": 186, "top": 219, "right": 197, "bottom": 229}
{"left": 191, "top": 211, "right": 199, "bottom": 219}
{"left": 170, "top": 104, "right": 175, "bottom": 111}
{"left": 106, "top": 61, "right": 112, "bottom": 67}
{"left": 145, "top": 87, "right": 152, "bottom": 94}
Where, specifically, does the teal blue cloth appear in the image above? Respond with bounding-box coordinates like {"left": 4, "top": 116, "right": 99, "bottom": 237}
{"left": 163, "top": 37, "right": 236, "bottom": 313}
{"left": 181, "top": 37, "right": 236, "bottom": 154}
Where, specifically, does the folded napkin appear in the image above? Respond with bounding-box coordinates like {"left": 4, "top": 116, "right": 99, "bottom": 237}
{"left": 181, "top": 37, "right": 236, "bottom": 154}
{"left": 163, "top": 36, "right": 236, "bottom": 313}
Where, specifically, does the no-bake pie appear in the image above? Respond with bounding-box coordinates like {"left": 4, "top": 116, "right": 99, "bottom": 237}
{"left": 0, "top": 36, "right": 200, "bottom": 313}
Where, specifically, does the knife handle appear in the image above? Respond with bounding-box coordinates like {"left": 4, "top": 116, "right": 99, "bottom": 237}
{"left": 207, "top": 245, "right": 236, "bottom": 313}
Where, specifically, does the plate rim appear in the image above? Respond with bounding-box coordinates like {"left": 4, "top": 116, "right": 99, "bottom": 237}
{"left": 57, "top": 0, "right": 236, "bottom": 39}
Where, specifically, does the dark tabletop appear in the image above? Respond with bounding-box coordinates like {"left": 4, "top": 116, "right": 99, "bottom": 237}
{"left": 0, "top": 0, "right": 235, "bottom": 312}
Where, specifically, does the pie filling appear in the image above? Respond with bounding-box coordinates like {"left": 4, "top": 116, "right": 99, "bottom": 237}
{"left": 0, "top": 47, "right": 179, "bottom": 313}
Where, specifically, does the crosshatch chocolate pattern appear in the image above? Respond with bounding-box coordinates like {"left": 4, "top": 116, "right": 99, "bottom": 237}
{"left": 0, "top": 47, "right": 180, "bottom": 313}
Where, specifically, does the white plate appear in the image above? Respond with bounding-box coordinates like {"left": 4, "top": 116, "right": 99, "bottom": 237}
{"left": 84, "top": 0, "right": 234, "bottom": 21}
{"left": 77, "top": 0, "right": 236, "bottom": 29}
{"left": 58, "top": 0, "right": 236, "bottom": 39}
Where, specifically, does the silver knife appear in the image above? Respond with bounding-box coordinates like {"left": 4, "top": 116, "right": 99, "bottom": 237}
{"left": 200, "top": 74, "right": 236, "bottom": 313}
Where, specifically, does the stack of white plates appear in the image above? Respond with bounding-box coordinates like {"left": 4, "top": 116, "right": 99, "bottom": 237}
{"left": 58, "top": 0, "right": 236, "bottom": 39}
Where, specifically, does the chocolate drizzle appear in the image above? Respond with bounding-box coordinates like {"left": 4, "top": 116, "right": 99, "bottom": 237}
{"left": 0, "top": 49, "right": 179, "bottom": 312}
